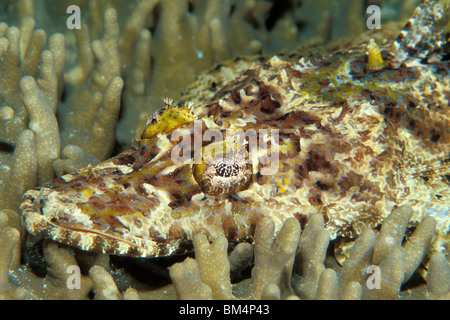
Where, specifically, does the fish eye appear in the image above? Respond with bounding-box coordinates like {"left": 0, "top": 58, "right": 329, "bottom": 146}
{"left": 192, "top": 139, "right": 252, "bottom": 200}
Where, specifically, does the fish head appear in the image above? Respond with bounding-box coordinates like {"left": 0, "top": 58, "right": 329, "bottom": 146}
{"left": 20, "top": 86, "right": 307, "bottom": 257}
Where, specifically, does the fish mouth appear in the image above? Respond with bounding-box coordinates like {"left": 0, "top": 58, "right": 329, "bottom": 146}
{"left": 19, "top": 188, "right": 186, "bottom": 257}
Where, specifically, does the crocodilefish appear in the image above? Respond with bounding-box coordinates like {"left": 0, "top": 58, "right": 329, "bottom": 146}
{"left": 21, "top": 0, "right": 450, "bottom": 257}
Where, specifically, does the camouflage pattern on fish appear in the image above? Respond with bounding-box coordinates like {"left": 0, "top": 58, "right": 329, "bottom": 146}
{"left": 20, "top": 0, "right": 450, "bottom": 257}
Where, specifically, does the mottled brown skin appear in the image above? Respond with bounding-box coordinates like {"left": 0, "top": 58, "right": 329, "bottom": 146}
{"left": 20, "top": 1, "right": 450, "bottom": 257}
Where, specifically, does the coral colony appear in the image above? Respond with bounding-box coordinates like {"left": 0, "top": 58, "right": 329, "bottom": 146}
{"left": 0, "top": 0, "right": 449, "bottom": 300}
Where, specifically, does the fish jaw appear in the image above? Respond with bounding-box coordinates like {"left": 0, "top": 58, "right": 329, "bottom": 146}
{"left": 20, "top": 188, "right": 185, "bottom": 257}
{"left": 19, "top": 147, "right": 190, "bottom": 257}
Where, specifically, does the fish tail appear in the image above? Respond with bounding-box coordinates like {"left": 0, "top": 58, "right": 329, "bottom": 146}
{"left": 387, "top": 0, "right": 449, "bottom": 68}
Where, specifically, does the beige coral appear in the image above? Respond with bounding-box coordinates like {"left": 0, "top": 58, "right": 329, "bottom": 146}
{"left": 293, "top": 213, "right": 330, "bottom": 299}
{"left": 60, "top": 7, "right": 123, "bottom": 160}
{"left": 427, "top": 252, "right": 450, "bottom": 299}
{"left": 0, "top": 3, "right": 125, "bottom": 215}
{"left": 89, "top": 265, "right": 122, "bottom": 300}
{"left": 252, "top": 217, "right": 301, "bottom": 299}
{"left": 42, "top": 241, "right": 92, "bottom": 300}
{"left": 169, "top": 257, "right": 213, "bottom": 300}
{"left": 193, "top": 234, "right": 234, "bottom": 299}
{"left": 0, "top": 129, "right": 37, "bottom": 210}
{"left": 20, "top": 75, "right": 60, "bottom": 185}
{"left": 293, "top": 205, "right": 441, "bottom": 300}
{"left": 168, "top": 206, "right": 447, "bottom": 300}
{"left": 0, "top": 20, "right": 63, "bottom": 209}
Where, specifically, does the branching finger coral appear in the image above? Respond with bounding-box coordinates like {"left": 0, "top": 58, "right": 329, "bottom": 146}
{"left": 169, "top": 233, "right": 235, "bottom": 300}
{"left": 167, "top": 206, "right": 444, "bottom": 301}
{"left": 169, "top": 257, "right": 213, "bottom": 300}
{"left": 360, "top": 206, "right": 437, "bottom": 299}
{"left": 20, "top": 75, "right": 60, "bottom": 185}
{"left": 0, "top": 21, "right": 63, "bottom": 211}
{"left": 252, "top": 217, "right": 301, "bottom": 299}
{"left": 336, "top": 228, "right": 376, "bottom": 299}
{"left": 290, "top": 205, "right": 442, "bottom": 300}
{"left": 192, "top": 234, "right": 233, "bottom": 299}
{"left": 59, "top": 7, "right": 123, "bottom": 161}
{"left": 361, "top": 248, "right": 405, "bottom": 300}
{"left": 426, "top": 252, "right": 450, "bottom": 299}
{"left": 89, "top": 265, "right": 122, "bottom": 300}
{"left": 1, "top": 209, "right": 94, "bottom": 300}
{"left": 42, "top": 241, "right": 92, "bottom": 300}
{"left": 6, "top": 240, "right": 93, "bottom": 300}
{"left": 169, "top": 218, "right": 301, "bottom": 300}
{"left": 293, "top": 214, "right": 330, "bottom": 300}
{"left": 0, "top": 129, "right": 37, "bottom": 210}
{"left": 1, "top": 204, "right": 93, "bottom": 300}
{"left": 373, "top": 206, "right": 437, "bottom": 282}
